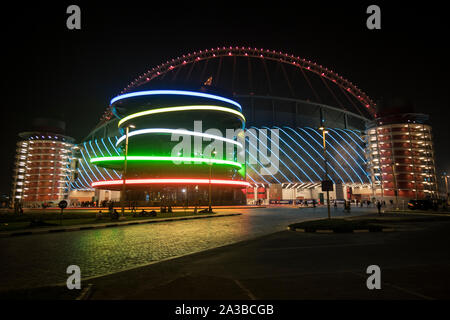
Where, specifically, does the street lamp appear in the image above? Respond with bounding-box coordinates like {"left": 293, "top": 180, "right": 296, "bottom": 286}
{"left": 392, "top": 163, "right": 400, "bottom": 210}
{"left": 444, "top": 173, "right": 449, "bottom": 205}
{"left": 319, "top": 127, "right": 331, "bottom": 219}
{"left": 121, "top": 124, "right": 135, "bottom": 216}
{"left": 208, "top": 151, "right": 217, "bottom": 213}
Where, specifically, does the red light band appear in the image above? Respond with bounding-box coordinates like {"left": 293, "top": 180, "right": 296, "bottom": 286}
{"left": 92, "top": 178, "right": 250, "bottom": 188}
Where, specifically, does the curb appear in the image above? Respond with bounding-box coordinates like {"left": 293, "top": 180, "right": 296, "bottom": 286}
{"left": 0, "top": 213, "right": 242, "bottom": 238}
{"left": 76, "top": 283, "right": 94, "bottom": 300}
{"left": 288, "top": 226, "right": 395, "bottom": 233}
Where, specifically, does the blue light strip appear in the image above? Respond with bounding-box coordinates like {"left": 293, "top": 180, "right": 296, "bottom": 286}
{"left": 276, "top": 126, "right": 331, "bottom": 183}
{"left": 305, "top": 128, "right": 360, "bottom": 184}
{"left": 72, "top": 180, "right": 81, "bottom": 189}
{"left": 334, "top": 128, "right": 365, "bottom": 155}
{"left": 328, "top": 129, "right": 371, "bottom": 183}
{"left": 85, "top": 142, "right": 107, "bottom": 181}
{"left": 100, "top": 138, "right": 121, "bottom": 178}
{"left": 79, "top": 146, "right": 99, "bottom": 182}
{"left": 94, "top": 139, "right": 118, "bottom": 179}
{"left": 245, "top": 171, "right": 257, "bottom": 184}
{"left": 259, "top": 127, "right": 308, "bottom": 183}
{"left": 299, "top": 128, "right": 349, "bottom": 183}
{"left": 288, "top": 127, "right": 344, "bottom": 183}
{"left": 345, "top": 128, "right": 365, "bottom": 144}
{"left": 73, "top": 180, "right": 87, "bottom": 190}
{"left": 88, "top": 140, "right": 98, "bottom": 158}
{"left": 334, "top": 128, "right": 380, "bottom": 182}
{"left": 77, "top": 168, "right": 91, "bottom": 187}
{"left": 245, "top": 136, "right": 280, "bottom": 184}
{"left": 337, "top": 128, "right": 379, "bottom": 182}
{"left": 269, "top": 126, "right": 324, "bottom": 182}
{"left": 93, "top": 140, "right": 104, "bottom": 157}
{"left": 101, "top": 138, "right": 113, "bottom": 156}
{"left": 246, "top": 130, "right": 290, "bottom": 183}
{"left": 78, "top": 162, "right": 93, "bottom": 183}
{"left": 245, "top": 154, "right": 272, "bottom": 184}
{"left": 91, "top": 140, "right": 115, "bottom": 180}
{"left": 324, "top": 130, "right": 369, "bottom": 183}
{"left": 110, "top": 90, "right": 242, "bottom": 111}
{"left": 108, "top": 137, "right": 120, "bottom": 155}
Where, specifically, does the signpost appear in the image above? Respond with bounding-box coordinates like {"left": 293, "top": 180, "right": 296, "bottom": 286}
{"left": 58, "top": 200, "right": 68, "bottom": 225}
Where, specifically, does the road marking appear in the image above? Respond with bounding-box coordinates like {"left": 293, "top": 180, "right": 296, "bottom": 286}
{"left": 233, "top": 279, "right": 257, "bottom": 300}
{"left": 351, "top": 271, "right": 435, "bottom": 300}
{"left": 262, "top": 242, "right": 381, "bottom": 251}
{"left": 76, "top": 283, "right": 93, "bottom": 300}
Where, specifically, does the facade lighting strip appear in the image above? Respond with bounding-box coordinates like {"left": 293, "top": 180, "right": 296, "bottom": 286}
{"left": 92, "top": 178, "right": 250, "bottom": 188}
{"left": 110, "top": 90, "right": 243, "bottom": 110}
{"left": 259, "top": 126, "right": 311, "bottom": 183}
{"left": 245, "top": 137, "right": 283, "bottom": 184}
{"left": 115, "top": 128, "right": 244, "bottom": 149}
{"left": 118, "top": 105, "right": 245, "bottom": 128}
{"left": 325, "top": 129, "right": 370, "bottom": 181}
{"left": 300, "top": 128, "right": 354, "bottom": 183}
{"left": 283, "top": 126, "right": 344, "bottom": 183}
{"left": 90, "top": 156, "right": 243, "bottom": 169}
{"left": 271, "top": 126, "right": 324, "bottom": 182}
{"left": 275, "top": 126, "right": 329, "bottom": 181}
{"left": 306, "top": 127, "right": 365, "bottom": 184}
{"left": 246, "top": 129, "right": 293, "bottom": 183}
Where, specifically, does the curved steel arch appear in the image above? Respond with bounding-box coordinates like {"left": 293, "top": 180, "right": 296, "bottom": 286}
{"left": 236, "top": 94, "right": 371, "bottom": 122}
{"left": 120, "top": 46, "right": 376, "bottom": 117}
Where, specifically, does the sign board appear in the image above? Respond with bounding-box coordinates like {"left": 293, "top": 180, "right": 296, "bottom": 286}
{"left": 269, "top": 200, "right": 293, "bottom": 205}
{"left": 321, "top": 180, "right": 333, "bottom": 192}
{"left": 58, "top": 200, "right": 68, "bottom": 209}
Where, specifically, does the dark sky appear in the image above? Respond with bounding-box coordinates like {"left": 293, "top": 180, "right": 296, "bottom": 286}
{"left": 2, "top": 2, "right": 449, "bottom": 195}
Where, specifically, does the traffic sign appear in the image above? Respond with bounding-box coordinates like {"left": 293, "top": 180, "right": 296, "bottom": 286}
{"left": 321, "top": 180, "right": 333, "bottom": 191}
{"left": 58, "top": 200, "right": 68, "bottom": 209}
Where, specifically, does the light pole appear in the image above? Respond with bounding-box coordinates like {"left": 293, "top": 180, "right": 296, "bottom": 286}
{"left": 182, "top": 188, "right": 187, "bottom": 214}
{"left": 392, "top": 163, "right": 399, "bottom": 210}
{"left": 121, "top": 124, "right": 135, "bottom": 216}
{"left": 319, "top": 127, "right": 331, "bottom": 219}
{"left": 208, "top": 151, "right": 217, "bottom": 213}
{"left": 444, "top": 174, "right": 449, "bottom": 205}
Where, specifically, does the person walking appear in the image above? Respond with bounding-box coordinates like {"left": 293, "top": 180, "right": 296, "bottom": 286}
{"left": 377, "top": 201, "right": 382, "bottom": 215}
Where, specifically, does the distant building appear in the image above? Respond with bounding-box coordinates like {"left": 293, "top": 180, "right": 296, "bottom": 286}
{"left": 365, "top": 111, "right": 438, "bottom": 203}
{"left": 11, "top": 118, "right": 77, "bottom": 207}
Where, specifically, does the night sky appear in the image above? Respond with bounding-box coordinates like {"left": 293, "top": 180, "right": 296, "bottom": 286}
{"left": 2, "top": 2, "right": 449, "bottom": 195}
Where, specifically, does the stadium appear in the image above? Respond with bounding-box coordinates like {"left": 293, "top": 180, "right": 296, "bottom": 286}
{"left": 65, "top": 46, "right": 437, "bottom": 206}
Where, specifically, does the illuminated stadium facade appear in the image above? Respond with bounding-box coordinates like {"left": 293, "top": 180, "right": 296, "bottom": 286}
{"left": 89, "top": 90, "right": 249, "bottom": 205}
{"left": 63, "top": 46, "right": 437, "bottom": 205}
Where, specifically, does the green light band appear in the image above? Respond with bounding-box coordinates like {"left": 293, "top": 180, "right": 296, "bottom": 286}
{"left": 90, "top": 156, "right": 243, "bottom": 169}
{"left": 118, "top": 105, "right": 246, "bottom": 128}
